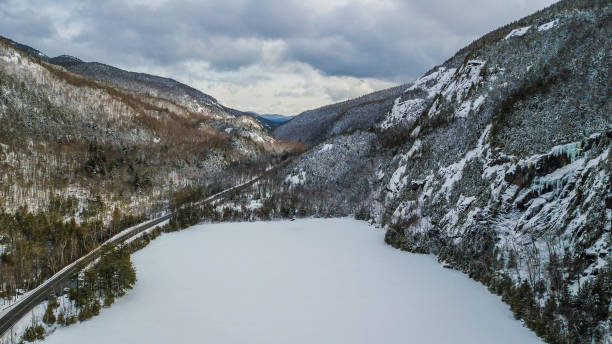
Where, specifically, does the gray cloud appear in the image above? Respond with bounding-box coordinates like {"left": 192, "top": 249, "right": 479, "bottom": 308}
{"left": 0, "top": 5, "right": 56, "bottom": 41}
{"left": 0, "top": 0, "right": 558, "bottom": 113}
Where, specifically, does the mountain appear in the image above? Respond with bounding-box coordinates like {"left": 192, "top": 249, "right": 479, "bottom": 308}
{"left": 273, "top": 84, "right": 408, "bottom": 146}
{"left": 3, "top": 37, "right": 219, "bottom": 112}
{"left": 0, "top": 33, "right": 312, "bottom": 343}
{"left": 214, "top": 1, "right": 612, "bottom": 342}
{"left": 0, "top": 34, "right": 308, "bottom": 315}
{"left": 2, "top": 37, "right": 288, "bottom": 133}
{"left": 258, "top": 114, "right": 292, "bottom": 122}
{"left": 0, "top": 34, "right": 306, "bottom": 218}
{"left": 253, "top": 113, "right": 293, "bottom": 131}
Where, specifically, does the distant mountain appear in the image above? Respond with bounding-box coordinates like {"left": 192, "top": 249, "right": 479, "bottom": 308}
{"left": 2, "top": 37, "right": 48, "bottom": 59}
{"left": 251, "top": 113, "right": 294, "bottom": 131}
{"left": 48, "top": 54, "right": 84, "bottom": 66}
{"left": 258, "top": 114, "right": 293, "bottom": 122}
{"left": 273, "top": 85, "right": 408, "bottom": 146}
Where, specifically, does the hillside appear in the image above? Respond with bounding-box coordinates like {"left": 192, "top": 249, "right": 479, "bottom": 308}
{"left": 210, "top": 1, "right": 612, "bottom": 342}
{"left": 0, "top": 36, "right": 290, "bottom": 212}
{"left": 0, "top": 35, "right": 304, "bottom": 305}
{"left": 2, "top": 37, "right": 284, "bottom": 132}
{"left": 273, "top": 84, "right": 407, "bottom": 146}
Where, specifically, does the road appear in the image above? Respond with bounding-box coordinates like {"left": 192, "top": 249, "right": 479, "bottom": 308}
{"left": 0, "top": 160, "right": 289, "bottom": 338}
{"left": 0, "top": 215, "right": 171, "bottom": 338}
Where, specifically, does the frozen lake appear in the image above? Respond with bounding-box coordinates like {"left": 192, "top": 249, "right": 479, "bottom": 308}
{"left": 44, "top": 218, "right": 542, "bottom": 344}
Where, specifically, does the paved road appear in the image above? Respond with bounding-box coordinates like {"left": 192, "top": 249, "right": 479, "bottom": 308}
{"left": 0, "top": 215, "right": 171, "bottom": 338}
{"left": 0, "top": 160, "right": 290, "bottom": 338}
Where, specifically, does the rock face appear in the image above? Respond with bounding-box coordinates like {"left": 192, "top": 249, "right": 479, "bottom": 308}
{"left": 234, "top": 1, "right": 612, "bottom": 342}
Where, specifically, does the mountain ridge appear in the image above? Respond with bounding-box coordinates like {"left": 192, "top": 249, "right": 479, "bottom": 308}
{"left": 0, "top": 36, "right": 286, "bottom": 132}
{"left": 273, "top": 84, "right": 409, "bottom": 146}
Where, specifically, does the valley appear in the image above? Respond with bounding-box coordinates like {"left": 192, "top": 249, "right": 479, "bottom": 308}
{"left": 0, "top": 0, "right": 610, "bottom": 343}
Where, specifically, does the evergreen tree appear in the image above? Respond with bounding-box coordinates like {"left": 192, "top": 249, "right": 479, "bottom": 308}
{"left": 57, "top": 312, "right": 66, "bottom": 326}
{"left": 42, "top": 303, "right": 56, "bottom": 325}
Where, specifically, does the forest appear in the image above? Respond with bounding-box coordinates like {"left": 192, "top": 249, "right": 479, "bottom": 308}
{"left": 0, "top": 203, "right": 144, "bottom": 303}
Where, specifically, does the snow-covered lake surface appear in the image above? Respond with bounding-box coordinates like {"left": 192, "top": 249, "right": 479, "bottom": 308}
{"left": 43, "top": 218, "right": 542, "bottom": 344}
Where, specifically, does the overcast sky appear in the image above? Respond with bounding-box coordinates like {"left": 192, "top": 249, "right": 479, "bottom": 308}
{"left": 0, "top": 0, "right": 557, "bottom": 115}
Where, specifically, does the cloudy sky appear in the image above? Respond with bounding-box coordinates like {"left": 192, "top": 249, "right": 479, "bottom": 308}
{"left": 1, "top": 0, "right": 557, "bottom": 115}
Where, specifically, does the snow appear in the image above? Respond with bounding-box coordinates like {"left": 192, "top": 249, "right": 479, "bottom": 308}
{"left": 108, "top": 217, "right": 162, "bottom": 242}
{"left": 382, "top": 60, "right": 484, "bottom": 129}
{"left": 441, "top": 60, "right": 485, "bottom": 102}
{"left": 0, "top": 299, "right": 48, "bottom": 343}
{"left": 375, "top": 166, "right": 385, "bottom": 180}
{"left": 380, "top": 98, "right": 426, "bottom": 130}
{"left": 407, "top": 139, "right": 422, "bottom": 158}
{"left": 319, "top": 143, "right": 334, "bottom": 152}
{"left": 551, "top": 141, "right": 582, "bottom": 163}
{"left": 455, "top": 93, "right": 486, "bottom": 119}
{"left": 406, "top": 67, "right": 456, "bottom": 98}
{"left": 0, "top": 246, "right": 92, "bottom": 318}
{"left": 437, "top": 125, "right": 491, "bottom": 200}
{"left": 41, "top": 218, "right": 542, "bottom": 344}
{"left": 388, "top": 163, "right": 407, "bottom": 193}
{"left": 284, "top": 170, "right": 306, "bottom": 186}
{"left": 472, "top": 94, "right": 486, "bottom": 111}
{"left": 455, "top": 100, "right": 472, "bottom": 118}
{"left": 0, "top": 214, "right": 170, "bottom": 321}
{"left": 246, "top": 199, "right": 263, "bottom": 210}
{"left": 245, "top": 131, "right": 267, "bottom": 144}
{"left": 124, "top": 220, "right": 169, "bottom": 245}
{"left": 505, "top": 26, "right": 531, "bottom": 40}
{"left": 537, "top": 19, "right": 559, "bottom": 32}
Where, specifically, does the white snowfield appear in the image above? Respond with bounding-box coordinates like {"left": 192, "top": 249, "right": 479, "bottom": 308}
{"left": 538, "top": 19, "right": 559, "bottom": 32}
{"left": 505, "top": 26, "right": 531, "bottom": 39}
{"left": 42, "top": 218, "right": 542, "bottom": 344}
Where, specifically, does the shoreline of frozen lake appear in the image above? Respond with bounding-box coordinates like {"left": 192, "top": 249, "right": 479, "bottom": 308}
{"left": 42, "top": 218, "right": 542, "bottom": 344}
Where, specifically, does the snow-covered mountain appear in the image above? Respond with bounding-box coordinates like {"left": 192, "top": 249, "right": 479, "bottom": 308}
{"left": 219, "top": 1, "right": 612, "bottom": 342}
{"left": 0, "top": 35, "right": 299, "bottom": 217}
{"left": 2, "top": 36, "right": 284, "bottom": 133}
{"left": 274, "top": 84, "right": 408, "bottom": 146}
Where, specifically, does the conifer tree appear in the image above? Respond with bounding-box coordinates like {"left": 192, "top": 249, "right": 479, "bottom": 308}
{"left": 42, "top": 303, "right": 56, "bottom": 325}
